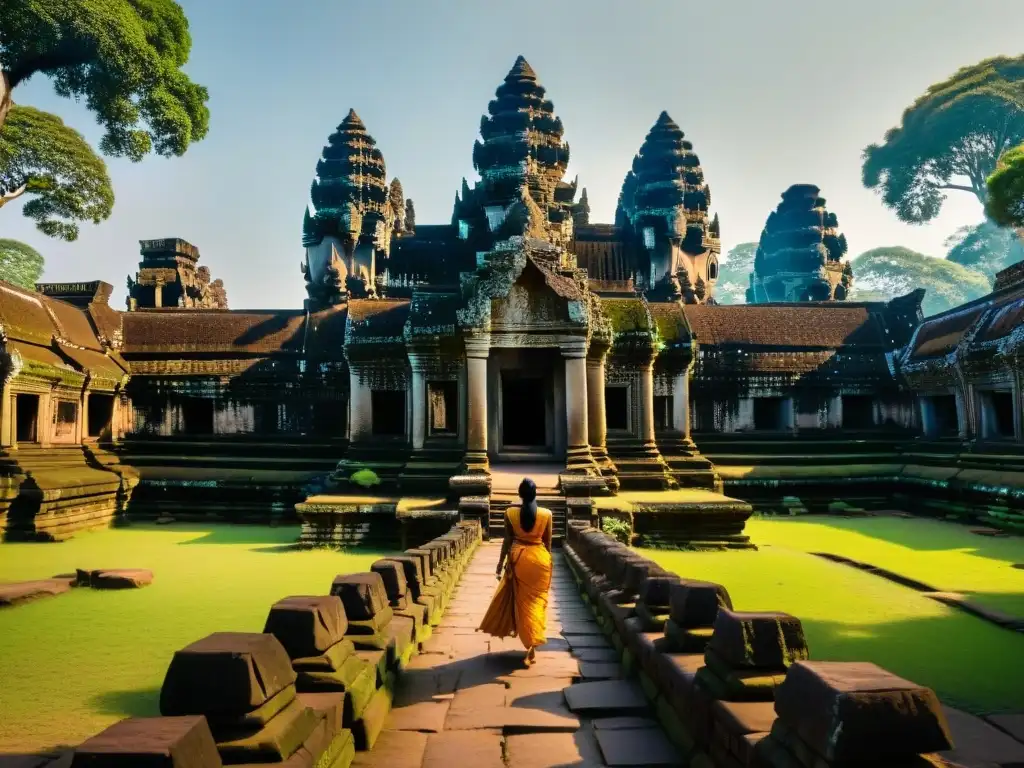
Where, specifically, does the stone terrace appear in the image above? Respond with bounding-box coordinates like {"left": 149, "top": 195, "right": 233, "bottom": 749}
{"left": 354, "top": 542, "right": 683, "bottom": 767}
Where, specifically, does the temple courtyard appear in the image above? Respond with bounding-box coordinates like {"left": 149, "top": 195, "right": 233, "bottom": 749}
{"left": 1, "top": 516, "right": 1022, "bottom": 758}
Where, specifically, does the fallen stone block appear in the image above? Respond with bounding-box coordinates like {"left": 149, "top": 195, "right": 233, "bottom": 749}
{"left": 0, "top": 578, "right": 73, "bottom": 608}
{"left": 70, "top": 716, "right": 222, "bottom": 768}
{"left": 772, "top": 662, "right": 953, "bottom": 763}
{"left": 263, "top": 596, "right": 348, "bottom": 659}
{"left": 708, "top": 610, "right": 808, "bottom": 670}
{"left": 85, "top": 569, "right": 154, "bottom": 589}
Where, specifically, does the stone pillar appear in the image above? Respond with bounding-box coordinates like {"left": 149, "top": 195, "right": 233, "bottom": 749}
{"left": 563, "top": 340, "right": 597, "bottom": 474}
{"left": 671, "top": 371, "right": 692, "bottom": 443}
{"left": 153, "top": 279, "right": 163, "bottom": 308}
{"left": 463, "top": 333, "right": 490, "bottom": 473}
{"left": 80, "top": 391, "right": 90, "bottom": 442}
{"left": 587, "top": 349, "right": 615, "bottom": 477}
{"left": 37, "top": 390, "right": 53, "bottom": 446}
{"left": 0, "top": 380, "right": 12, "bottom": 447}
{"left": 639, "top": 360, "right": 657, "bottom": 450}
{"left": 348, "top": 368, "right": 372, "bottom": 444}
{"left": 408, "top": 353, "right": 427, "bottom": 451}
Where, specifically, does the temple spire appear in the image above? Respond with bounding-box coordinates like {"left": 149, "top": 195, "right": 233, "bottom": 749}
{"left": 508, "top": 55, "right": 537, "bottom": 81}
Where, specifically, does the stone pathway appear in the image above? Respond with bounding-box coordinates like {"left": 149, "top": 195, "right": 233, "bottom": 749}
{"left": 353, "top": 542, "right": 685, "bottom": 768}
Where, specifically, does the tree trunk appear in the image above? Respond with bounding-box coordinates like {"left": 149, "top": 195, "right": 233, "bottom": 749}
{"left": 0, "top": 70, "right": 11, "bottom": 133}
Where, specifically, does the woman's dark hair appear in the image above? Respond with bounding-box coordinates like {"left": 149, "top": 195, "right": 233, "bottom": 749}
{"left": 518, "top": 477, "right": 538, "bottom": 532}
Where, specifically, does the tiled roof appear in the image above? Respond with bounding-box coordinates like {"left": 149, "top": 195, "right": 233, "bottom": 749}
{"left": 303, "top": 304, "right": 348, "bottom": 358}
{"left": 0, "top": 281, "right": 59, "bottom": 345}
{"left": 121, "top": 309, "right": 305, "bottom": 354}
{"left": 346, "top": 299, "right": 410, "bottom": 344}
{"left": 682, "top": 304, "right": 884, "bottom": 349}
{"left": 47, "top": 298, "right": 104, "bottom": 350}
{"left": 910, "top": 305, "right": 988, "bottom": 359}
{"left": 978, "top": 288, "right": 1024, "bottom": 343}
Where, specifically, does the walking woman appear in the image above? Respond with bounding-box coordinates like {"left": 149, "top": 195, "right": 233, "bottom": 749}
{"left": 478, "top": 477, "right": 553, "bottom": 666}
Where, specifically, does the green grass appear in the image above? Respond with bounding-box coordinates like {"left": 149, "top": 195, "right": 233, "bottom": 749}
{"left": 0, "top": 524, "right": 392, "bottom": 754}
{"left": 748, "top": 515, "right": 1024, "bottom": 616}
{"left": 643, "top": 517, "right": 1024, "bottom": 716}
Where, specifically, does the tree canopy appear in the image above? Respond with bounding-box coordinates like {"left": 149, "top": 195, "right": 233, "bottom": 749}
{"left": 0, "top": 0, "right": 210, "bottom": 160}
{"left": 0, "top": 238, "right": 44, "bottom": 289}
{"left": 862, "top": 55, "right": 1024, "bottom": 223}
{"left": 849, "top": 246, "right": 991, "bottom": 316}
{"left": 0, "top": 104, "right": 114, "bottom": 240}
{"left": 986, "top": 142, "right": 1024, "bottom": 228}
{"left": 944, "top": 219, "right": 1024, "bottom": 279}
{"left": 714, "top": 241, "right": 756, "bottom": 304}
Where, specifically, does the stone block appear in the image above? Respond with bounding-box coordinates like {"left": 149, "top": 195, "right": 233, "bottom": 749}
{"left": 330, "top": 573, "right": 390, "bottom": 622}
{"left": 594, "top": 727, "right": 683, "bottom": 766}
{"left": 84, "top": 569, "right": 154, "bottom": 589}
{"left": 563, "top": 680, "right": 648, "bottom": 715}
{"left": 638, "top": 575, "right": 683, "bottom": 612}
{"left": 669, "top": 580, "right": 733, "bottom": 629}
{"left": 389, "top": 555, "right": 424, "bottom": 600}
{"left": 264, "top": 596, "right": 348, "bottom": 659}
{"left": 214, "top": 697, "right": 321, "bottom": 763}
{"left": 371, "top": 560, "right": 409, "bottom": 608}
{"left": 405, "top": 549, "right": 435, "bottom": 581}
{"left": 160, "top": 633, "right": 296, "bottom": 718}
{"left": 352, "top": 686, "right": 391, "bottom": 751}
{"left": 773, "top": 661, "right": 953, "bottom": 762}
{"left": 708, "top": 610, "right": 808, "bottom": 670}
{"left": 70, "top": 716, "right": 222, "bottom": 768}
{"left": 0, "top": 578, "right": 73, "bottom": 607}
{"left": 664, "top": 620, "right": 714, "bottom": 653}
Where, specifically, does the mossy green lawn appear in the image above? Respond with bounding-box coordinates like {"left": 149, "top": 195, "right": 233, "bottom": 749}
{"left": 643, "top": 517, "right": 1024, "bottom": 716}
{"left": 0, "top": 525, "right": 391, "bottom": 754}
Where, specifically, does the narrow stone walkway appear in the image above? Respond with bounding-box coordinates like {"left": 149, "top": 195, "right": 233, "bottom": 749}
{"left": 354, "top": 542, "right": 684, "bottom": 768}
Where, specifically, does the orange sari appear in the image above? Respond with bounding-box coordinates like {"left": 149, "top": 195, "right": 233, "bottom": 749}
{"left": 478, "top": 506, "right": 553, "bottom": 650}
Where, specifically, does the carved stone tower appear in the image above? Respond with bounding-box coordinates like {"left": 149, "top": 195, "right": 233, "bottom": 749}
{"left": 126, "top": 238, "right": 228, "bottom": 311}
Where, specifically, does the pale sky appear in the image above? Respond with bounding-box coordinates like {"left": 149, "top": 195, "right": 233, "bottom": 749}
{"left": 4, "top": 0, "right": 1023, "bottom": 308}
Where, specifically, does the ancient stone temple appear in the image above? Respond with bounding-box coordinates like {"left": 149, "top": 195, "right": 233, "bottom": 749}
{"left": 747, "top": 184, "right": 853, "bottom": 303}
{"left": 127, "top": 238, "right": 228, "bottom": 310}
{"left": 4, "top": 56, "right": 1024, "bottom": 547}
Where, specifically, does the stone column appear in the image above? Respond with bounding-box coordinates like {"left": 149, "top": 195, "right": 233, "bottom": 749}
{"left": 639, "top": 360, "right": 657, "bottom": 450}
{"left": 348, "top": 368, "right": 372, "bottom": 444}
{"left": 587, "top": 349, "right": 611, "bottom": 464}
{"left": 463, "top": 333, "right": 490, "bottom": 473}
{"left": 80, "top": 391, "right": 90, "bottom": 442}
{"left": 563, "top": 340, "right": 597, "bottom": 474}
{"left": 0, "top": 381, "right": 12, "bottom": 447}
{"left": 408, "top": 353, "right": 427, "bottom": 451}
{"left": 671, "top": 371, "right": 692, "bottom": 443}
{"left": 153, "top": 279, "right": 163, "bottom": 308}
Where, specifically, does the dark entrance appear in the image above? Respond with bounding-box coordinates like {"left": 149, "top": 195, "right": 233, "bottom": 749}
{"left": 88, "top": 394, "right": 115, "bottom": 438}
{"left": 502, "top": 376, "right": 546, "bottom": 448}
{"left": 15, "top": 394, "right": 39, "bottom": 443}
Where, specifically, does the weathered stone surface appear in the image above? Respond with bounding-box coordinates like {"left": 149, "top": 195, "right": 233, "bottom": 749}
{"left": 773, "top": 661, "right": 953, "bottom": 761}
{"left": 388, "top": 556, "right": 424, "bottom": 599}
{"left": 386, "top": 699, "right": 451, "bottom": 733}
{"left": 215, "top": 697, "right": 320, "bottom": 763}
{"left": 331, "top": 573, "right": 389, "bottom": 621}
{"left": 592, "top": 716, "right": 660, "bottom": 730}
{"left": 708, "top": 609, "right": 807, "bottom": 669}
{"left": 572, "top": 648, "right": 620, "bottom": 663}
{"left": 505, "top": 731, "right": 606, "bottom": 768}
{"left": 423, "top": 731, "right": 504, "bottom": 768}
{"left": 669, "top": 580, "right": 732, "bottom": 629}
{"left": 594, "top": 727, "right": 682, "bottom": 766}
{"left": 160, "top": 633, "right": 297, "bottom": 717}
{"left": 70, "top": 716, "right": 222, "bottom": 768}
{"left": 985, "top": 712, "right": 1024, "bottom": 744}
{"left": 87, "top": 569, "right": 154, "bottom": 589}
{"left": 0, "top": 579, "right": 72, "bottom": 608}
{"left": 577, "top": 661, "right": 623, "bottom": 680}
{"left": 638, "top": 575, "right": 682, "bottom": 611}
{"left": 563, "top": 680, "right": 648, "bottom": 715}
{"left": 940, "top": 707, "right": 1024, "bottom": 768}
{"left": 264, "top": 596, "right": 348, "bottom": 658}
{"left": 564, "top": 634, "right": 613, "bottom": 650}
{"left": 371, "top": 560, "right": 409, "bottom": 607}
{"left": 351, "top": 730, "right": 426, "bottom": 768}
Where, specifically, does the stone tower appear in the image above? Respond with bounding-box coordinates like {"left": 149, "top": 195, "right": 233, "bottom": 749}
{"left": 126, "top": 238, "right": 228, "bottom": 310}
{"left": 616, "top": 112, "right": 721, "bottom": 303}
{"left": 302, "top": 109, "right": 401, "bottom": 306}
{"left": 747, "top": 184, "right": 852, "bottom": 303}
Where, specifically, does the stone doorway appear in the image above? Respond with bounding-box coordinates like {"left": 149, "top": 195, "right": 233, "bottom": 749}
{"left": 15, "top": 393, "right": 39, "bottom": 443}
{"left": 501, "top": 375, "right": 548, "bottom": 449}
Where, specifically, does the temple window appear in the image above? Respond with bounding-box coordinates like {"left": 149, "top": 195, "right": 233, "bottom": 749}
{"left": 708, "top": 259, "right": 719, "bottom": 281}
{"left": 841, "top": 396, "right": 874, "bottom": 429}
{"left": 643, "top": 227, "right": 656, "bottom": 250}
{"left": 921, "top": 395, "right": 959, "bottom": 437}
{"left": 458, "top": 220, "right": 470, "bottom": 240}
{"left": 88, "top": 394, "right": 115, "bottom": 438}
{"left": 428, "top": 382, "right": 458, "bottom": 435}
{"left": 980, "top": 390, "right": 1015, "bottom": 439}
{"left": 654, "top": 395, "right": 673, "bottom": 431}
{"left": 753, "top": 397, "right": 789, "bottom": 431}
{"left": 371, "top": 390, "right": 406, "bottom": 436}
{"left": 15, "top": 394, "right": 40, "bottom": 443}
{"left": 53, "top": 400, "right": 78, "bottom": 438}
{"left": 180, "top": 397, "right": 214, "bottom": 435}
{"left": 606, "top": 387, "right": 629, "bottom": 431}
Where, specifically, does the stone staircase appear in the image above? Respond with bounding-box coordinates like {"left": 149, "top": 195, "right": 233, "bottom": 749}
{"left": 488, "top": 485, "right": 567, "bottom": 542}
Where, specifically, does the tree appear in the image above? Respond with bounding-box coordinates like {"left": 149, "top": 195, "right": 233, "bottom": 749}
{"left": 0, "top": 238, "right": 44, "bottom": 289}
{"left": 0, "top": 104, "right": 114, "bottom": 240}
{"left": 862, "top": 55, "right": 1024, "bottom": 223}
{"left": 945, "top": 220, "right": 1024, "bottom": 279}
{"left": 0, "top": 0, "right": 210, "bottom": 160}
{"left": 987, "top": 142, "right": 1024, "bottom": 229}
{"left": 715, "top": 241, "right": 756, "bottom": 304}
{"left": 849, "top": 246, "right": 991, "bottom": 316}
